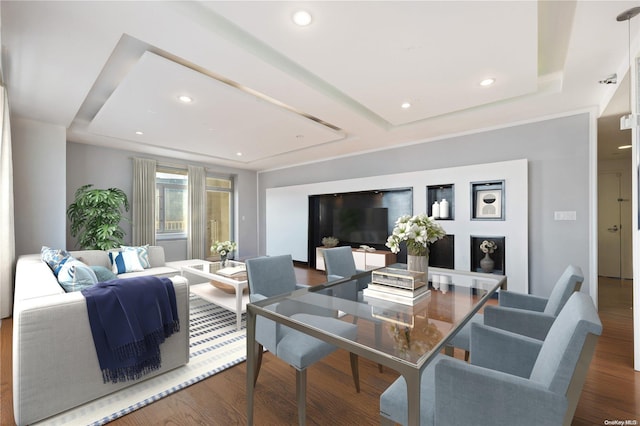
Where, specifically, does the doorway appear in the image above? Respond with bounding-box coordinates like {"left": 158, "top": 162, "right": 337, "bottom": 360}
{"left": 598, "top": 171, "right": 633, "bottom": 279}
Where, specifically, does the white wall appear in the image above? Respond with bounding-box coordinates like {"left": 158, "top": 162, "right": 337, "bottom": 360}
{"left": 12, "top": 118, "right": 66, "bottom": 255}
{"left": 266, "top": 159, "right": 528, "bottom": 294}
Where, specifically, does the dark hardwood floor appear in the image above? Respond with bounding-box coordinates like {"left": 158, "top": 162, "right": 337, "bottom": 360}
{"left": 1, "top": 269, "right": 637, "bottom": 425}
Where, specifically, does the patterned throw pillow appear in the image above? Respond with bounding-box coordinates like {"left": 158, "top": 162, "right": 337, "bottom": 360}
{"left": 90, "top": 265, "right": 118, "bottom": 282}
{"left": 121, "top": 245, "right": 151, "bottom": 269}
{"left": 41, "top": 246, "right": 72, "bottom": 277}
{"left": 57, "top": 258, "right": 98, "bottom": 292}
{"left": 108, "top": 250, "right": 144, "bottom": 274}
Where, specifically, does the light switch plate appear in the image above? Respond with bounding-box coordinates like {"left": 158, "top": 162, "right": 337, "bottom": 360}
{"left": 554, "top": 211, "right": 577, "bottom": 221}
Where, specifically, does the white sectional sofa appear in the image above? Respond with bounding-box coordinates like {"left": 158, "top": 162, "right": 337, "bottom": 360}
{"left": 12, "top": 246, "right": 190, "bottom": 425}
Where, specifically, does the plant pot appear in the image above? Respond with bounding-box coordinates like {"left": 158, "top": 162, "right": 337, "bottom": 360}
{"left": 480, "top": 252, "right": 494, "bottom": 273}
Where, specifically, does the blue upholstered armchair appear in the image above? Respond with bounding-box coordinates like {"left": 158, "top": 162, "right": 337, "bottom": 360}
{"left": 446, "top": 264, "right": 584, "bottom": 358}
{"left": 380, "top": 292, "right": 602, "bottom": 426}
{"left": 245, "top": 254, "right": 360, "bottom": 425}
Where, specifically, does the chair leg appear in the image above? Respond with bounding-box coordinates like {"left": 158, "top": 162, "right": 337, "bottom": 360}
{"left": 254, "top": 344, "right": 264, "bottom": 386}
{"left": 380, "top": 415, "right": 396, "bottom": 426}
{"left": 350, "top": 352, "right": 360, "bottom": 393}
{"left": 464, "top": 350, "right": 470, "bottom": 362}
{"left": 444, "top": 345, "right": 454, "bottom": 357}
{"left": 296, "top": 368, "right": 307, "bottom": 426}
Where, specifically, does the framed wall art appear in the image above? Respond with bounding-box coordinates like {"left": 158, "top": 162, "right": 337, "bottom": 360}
{"left": 471, "top": 180, "right": 505, "bottom": 220}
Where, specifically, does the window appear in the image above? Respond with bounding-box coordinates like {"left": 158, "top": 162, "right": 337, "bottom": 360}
{"left": 155, "top": 168, "right": 233, "bottom": 252}
{"left": 156, "top": 169, "right": 188, "bottom": 239}
{"left": 206, "top": 176, "right": 233, "bottom": 257}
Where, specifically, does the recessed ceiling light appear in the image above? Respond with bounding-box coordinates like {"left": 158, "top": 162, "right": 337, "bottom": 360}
{"left": 401, "top": 102, "right": 411, "bottom": 109}
{"left": 292, "top": 10, "right": 312, "bottom": 26}
{"left": 236, "top": 152, "right": 243, "bottom": 156}
{"left": 618, "top": 145, "right": 632, "bottom": 150}
{"left": 178, "top": 95, "right": 193, "bottom": 103}
{"left": 480, "top": 78, "right": 496, "bottom": 87}
{"left": 135, "top": 131, "right": 144, "bottom": 135}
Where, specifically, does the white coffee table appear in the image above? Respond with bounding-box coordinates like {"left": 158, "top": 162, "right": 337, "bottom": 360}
{"left": 181, "top": 260, "right": 249, "bottom": 331}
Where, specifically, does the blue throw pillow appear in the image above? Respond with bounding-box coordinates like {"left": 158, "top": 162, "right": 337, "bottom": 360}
{"left": 109, "top": 250, "right": 144, "bottom": 274}
{"left": 90, "top": 265, "right": 118, "bottom": 282}
{"left": 41, "top": 246, "right": 72, "bottom": 277}
{"left": 57, "top": 258, "right": 98, "bottom": 292}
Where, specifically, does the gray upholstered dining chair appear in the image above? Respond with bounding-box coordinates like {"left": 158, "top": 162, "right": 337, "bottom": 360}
{"left": 245, "top": 254, "right": 360, "bottom": 425}
{"left": 380, "top": 291, "right": 602, "bottom": 426}
{"left": 446, "top": 264, "right": 584, "bottom": 359}
{"left": 322, "top": 246, "right": 371, "bottom": 299}
{"left": 322, "top": 245, "right": 385, "bottom": 372}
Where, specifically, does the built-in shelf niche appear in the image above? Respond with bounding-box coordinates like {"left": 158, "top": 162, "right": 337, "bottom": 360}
{"left": 427, "top": 184, "right": 454, "bottom": 220}
{"left": 429, "top": 234, "right": 454, "bottom": 269}
{"left": 470, "top": 235, "right": 505, "bottom": 275}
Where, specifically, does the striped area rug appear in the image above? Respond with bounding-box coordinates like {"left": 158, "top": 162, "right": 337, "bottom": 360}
{"left": 36, "top": 295, "right": 247, "bottom": 426}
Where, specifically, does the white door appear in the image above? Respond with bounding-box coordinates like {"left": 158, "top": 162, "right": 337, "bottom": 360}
{"left": 598, "top": 172, "right": 633, "bottom": 278}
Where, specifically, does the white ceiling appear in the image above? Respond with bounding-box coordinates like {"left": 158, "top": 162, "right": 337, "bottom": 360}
{"left": 1, "top": 1, "right": 639, "bottom": 170}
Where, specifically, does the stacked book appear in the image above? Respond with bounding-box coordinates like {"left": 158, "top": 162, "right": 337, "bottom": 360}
{"left": 363, "top": 267, "right": 430, "bottom": 306}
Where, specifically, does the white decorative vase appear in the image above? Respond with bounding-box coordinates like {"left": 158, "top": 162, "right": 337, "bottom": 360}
{"left": 407, "top": 254, "right": 428, "bottom": 276}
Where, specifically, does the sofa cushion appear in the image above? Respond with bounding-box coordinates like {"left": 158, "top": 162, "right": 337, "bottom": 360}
{"left": 69, "top": 250, "right": 111, "bottom": 269}
{"left": 147, "top": 246, "right": 166, "bottom": 268}
{"left": 108, "top": 250, "right": 144, "bottom": 274}
{"left": 121, "top": 245, "right": 151, "bottom": 269}
{"left": 57, "top": 258, "right": 99, "bottom": 292}
{"left": 41, "top": 246, "right": 72, "bottom": 277}
{"left": 90, "top": 265, "right": 118, "bottom": 282}
{"left": 118, "top": 266, "right": 179, "bottom": 279}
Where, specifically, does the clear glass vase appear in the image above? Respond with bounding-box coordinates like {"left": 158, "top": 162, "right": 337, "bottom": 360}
{"left": 407, "top": 254, "right": 428, "bottom": 275}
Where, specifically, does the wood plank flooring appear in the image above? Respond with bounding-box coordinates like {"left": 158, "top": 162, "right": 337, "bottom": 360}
{"left": 0, "top": 270, "right": 637, "bottom": 425}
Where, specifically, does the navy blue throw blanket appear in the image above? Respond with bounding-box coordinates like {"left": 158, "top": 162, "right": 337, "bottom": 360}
{"left": 81, "top": 276, "right": 180, "bottom": 383}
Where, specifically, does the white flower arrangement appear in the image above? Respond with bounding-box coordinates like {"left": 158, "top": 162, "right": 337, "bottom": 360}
{"left": 321, "top": 236, "right": 339, "bottom": 247}
{"left": 211, "top": 240, "right": 237, "bottom": 257}
{"left": 480, "top": 240, "right": 497, "bottom": 254}
{"left": 385, "top": 213, "right": 446, "bottom": 256}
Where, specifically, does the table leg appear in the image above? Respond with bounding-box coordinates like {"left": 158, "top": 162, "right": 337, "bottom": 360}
{"left": 246, "top": 307, "right": 258, "bottom": 425}
{"left": 235, "top": 284, "right": 243, "bottom": 331}
{"left": 405, "top": 371, "right": 421, "bottom": 426}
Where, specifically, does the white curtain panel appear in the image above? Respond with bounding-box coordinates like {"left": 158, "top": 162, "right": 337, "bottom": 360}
{"left": 132, "top": 158, "right": 157, "bottom": 246}
{"left": 0, "top": 86, "right": 16, "bottom": 318}
{"left": 188, "top": 165, "right": 205, "bottom": 260}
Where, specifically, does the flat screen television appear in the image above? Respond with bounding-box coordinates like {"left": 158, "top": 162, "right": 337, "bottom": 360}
{"left": 332, "top": 207, "right": 388, "bottom": 245}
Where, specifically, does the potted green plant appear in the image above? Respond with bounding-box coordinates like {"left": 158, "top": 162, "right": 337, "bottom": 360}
{"left": 67, "top": 184, "right": 130, "bottom": 250}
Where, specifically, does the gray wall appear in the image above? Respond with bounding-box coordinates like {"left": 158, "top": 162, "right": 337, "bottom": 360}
{"left": 12, "top": 118, "right": 67, "bottom": 256}
{"left": 258, "top": 113, "right": 591, "bottom": 298}
{"left": 67, "top": 142, "right": 259, "bottom": 260}
{"left": 10, "top": 116, "right": 259, "bottom": 261}
{"left": 11, "top": 112, "right": 591, "bottom": 298}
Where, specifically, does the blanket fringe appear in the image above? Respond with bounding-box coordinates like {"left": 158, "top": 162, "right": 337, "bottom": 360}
{"left": 102, "top": 353, "right": 163, "bottom": 383}
{"left": 103, "top": 319, "right": 180, "bottom": 382}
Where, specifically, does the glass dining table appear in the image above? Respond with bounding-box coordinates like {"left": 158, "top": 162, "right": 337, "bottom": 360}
{"left": 246, "top": 266, "right": 506, "bottom": 426}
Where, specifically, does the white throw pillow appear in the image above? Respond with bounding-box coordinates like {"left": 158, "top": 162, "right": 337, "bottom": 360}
{"left": 121, "top": 245, "right": 151, "bottom": 269}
